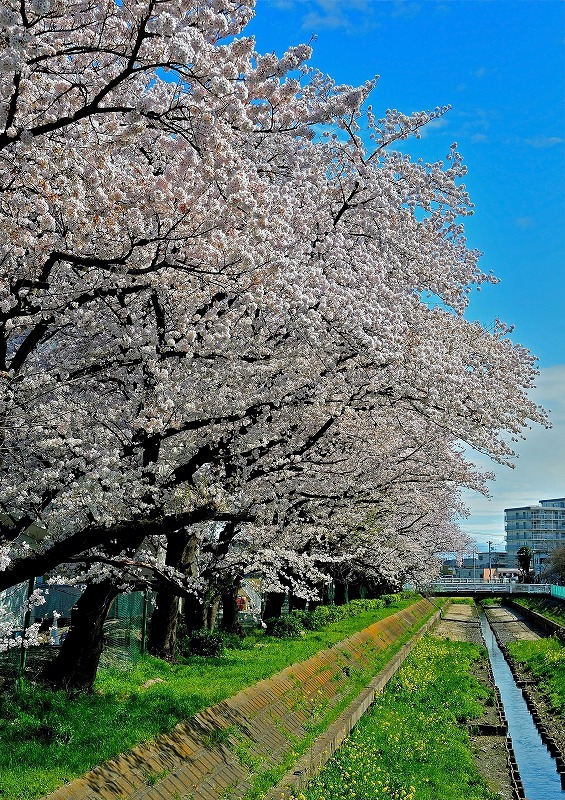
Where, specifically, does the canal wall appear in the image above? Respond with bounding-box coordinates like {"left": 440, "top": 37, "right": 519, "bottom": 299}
{"left": 43, "top": 598, "right": 440, "bottom": 800}
{"left": 505, "top": 597, "right": 565, "bottom": 642}
{"left": 265, "top": 599, "right": 443, "bottom": 800}
{"left": 483, "top": 605, "right": 565, "bottom": 794}
{"left": 272, "top": 601, "right": 525, "bottom": 800}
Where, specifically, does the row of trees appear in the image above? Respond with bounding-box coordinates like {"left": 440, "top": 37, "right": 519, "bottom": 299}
{"left": 0, "top": 0, "right": 545, "bottom": 688}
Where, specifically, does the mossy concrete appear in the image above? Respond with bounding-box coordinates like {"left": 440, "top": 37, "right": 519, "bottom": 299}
{"left": 43, "top": 598, "right": 440, "bottom": 800}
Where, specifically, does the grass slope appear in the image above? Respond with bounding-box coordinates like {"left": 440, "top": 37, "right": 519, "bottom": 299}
{"left": 0, "top": 596, "right": 427, "bottom": 800}
{"left": 507, "top": 636, "right": 565, "bottom": 713}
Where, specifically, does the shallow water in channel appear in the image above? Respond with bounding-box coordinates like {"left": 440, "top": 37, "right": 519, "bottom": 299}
{"left": 479, "top": 611, "right": 563, "bottom": 799}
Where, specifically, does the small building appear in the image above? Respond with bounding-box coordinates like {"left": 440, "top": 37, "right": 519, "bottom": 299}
{"left": 493, "top": 568, "right": 521, "bottom": 582}
{"left": 442, "top": 550, "right": 507, "bottom": 581}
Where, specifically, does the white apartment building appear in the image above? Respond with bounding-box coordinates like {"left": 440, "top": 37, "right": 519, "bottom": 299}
{"left": 505, "top": 498, "right": 565, "bottom": 573}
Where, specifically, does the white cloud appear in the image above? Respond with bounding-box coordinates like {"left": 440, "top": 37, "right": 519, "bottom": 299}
{"left": 418, "top": 117, "right": 448, "bottom": 137}
{"left": 524, "top": 136, "right": 564, "bottom": 148}
{"left": 455, "top": 107, "right": 498, "bottom": 139}
{"left": 460, "top": 364, "right": 565, "bottom": 550}
{"left": 301, "top": 10, "right": 349, "bottom": 30}
{"left": 390, "top": 0, "right": 421, "bottom": 18}
{"left": 277, "top": 0, "right": 423, "bottom": 33}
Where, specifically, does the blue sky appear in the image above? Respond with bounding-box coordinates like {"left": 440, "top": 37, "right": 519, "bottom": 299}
{"left": 246, "top": 0, "right": 565, "bottom": 550}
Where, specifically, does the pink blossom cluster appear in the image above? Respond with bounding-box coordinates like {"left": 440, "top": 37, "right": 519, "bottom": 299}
{"left": 0, "top": 0, "right": 546, "bottom": 634}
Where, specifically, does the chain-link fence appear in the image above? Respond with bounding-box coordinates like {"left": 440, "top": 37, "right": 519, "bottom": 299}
{"left": 100, "top": 590, "right": 155, "bottom": 669}
{"left": 37, "top": 583, "right": 83, "bottom": 625}
{"left": 0, "top": 582, "right": 28, "bottom": 629}
{"left": 0, "top": 582, "right": 155, "bottom": 677}
{"left": 0, "top": 581, "right": 82, "bottom": 678}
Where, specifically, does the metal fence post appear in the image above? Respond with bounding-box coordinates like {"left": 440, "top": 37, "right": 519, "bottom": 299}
{"left": 19, "top": 577, "right": 36, "bottom": 676}
{"left": 140, "top": 589, "right": 148, "bottom": 656}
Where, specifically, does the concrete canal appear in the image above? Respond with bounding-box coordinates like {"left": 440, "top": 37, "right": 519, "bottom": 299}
{"left": 480, "top": 608, "right": 564, "bottom": 799}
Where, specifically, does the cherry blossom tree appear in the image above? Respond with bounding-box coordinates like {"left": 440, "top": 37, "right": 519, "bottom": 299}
{"left": 0, "top": 0, "right": 547, "bottom": 683}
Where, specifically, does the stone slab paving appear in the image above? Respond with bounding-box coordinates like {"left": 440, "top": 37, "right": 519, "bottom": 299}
{"left": 42, "top": 598, "right": 436, "bottom": 800}
{"left": 434, "top": 602, "right": 484, "bottom": 646}
{"left": 484, "top": 604, "right": 541, "bottom": 645}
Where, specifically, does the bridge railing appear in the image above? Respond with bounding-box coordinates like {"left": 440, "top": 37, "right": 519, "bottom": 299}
{"left": 551, "top": 585, "right": 565, "bottom": 601}
{"left": 513, "top": 583, "right": 552, "bottom": 594}
{"left": 425, "top": 581, "right": 552, "bottom": 595}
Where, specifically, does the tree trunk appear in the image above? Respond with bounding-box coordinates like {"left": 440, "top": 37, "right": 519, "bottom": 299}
{"left": 347, "top": 581, "right": 361, "bottom": 601}
{"left": 42, "top": 579, "right": 119, "bottom": 691}
{"left": 289, "top": 593, "right": 307, "bottom": 612}
{"left": 219, "top": 580, "right": 241, "bottom": 633}
{"left": 334, "top": 579, "right": 348, "bottom": 605}
{"left": 147, "top": 592, "right": 180, "bottom": 660}
{"left": 147, "top": 529, "right": 198, "bottom": 659}
{"left": 263, "top": 591, "right": 286, "bottom": 619}
{"left": 309, "top": 581, "right": 330, "bottom": 609}
{"left": 206, "top": 595, "right": 220, "bottom": 630}
{"left": 183, "top": 592, "right": 206, "bottom": 633}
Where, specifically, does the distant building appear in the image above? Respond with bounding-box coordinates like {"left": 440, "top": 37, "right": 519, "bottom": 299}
{"left": 505, "top": 498, "right": 565, "bottom": 574}
{"left": 442, "top": 550, "right": 507, "bottom": 580}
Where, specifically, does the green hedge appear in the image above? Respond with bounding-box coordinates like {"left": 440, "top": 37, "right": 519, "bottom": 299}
{"left": 270, "top": 592, "right": 417, "bottom": 639}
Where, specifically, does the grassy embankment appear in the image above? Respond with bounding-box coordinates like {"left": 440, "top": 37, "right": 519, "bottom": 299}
{"left": 501, "top": 596, "right": 565, "bottom": 713}
{"left": 0, "top": 593, "right": 431, "bottom": 800}
{"left": 510, "top": 596, "right": 565, "bottom": 628}
{"left": 289, "top": 636, "right": 499, "bottom": 800}
{"left": 507, "top": 636, "right": 565, "bottom": 714}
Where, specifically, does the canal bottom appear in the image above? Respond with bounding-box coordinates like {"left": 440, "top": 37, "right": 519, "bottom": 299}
{"left": 479, "top": 611, "right": 563, "bottom": 799}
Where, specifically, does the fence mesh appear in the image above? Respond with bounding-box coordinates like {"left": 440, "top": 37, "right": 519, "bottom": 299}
{"left": 100, "top": 590, "right": 154, "bottom": 669}
{"left": 0, "top": 581, "right": 77, "bottom": 678}
{"left": 0, "top": 583, "right": 154, "bottom": 677}
{"left": 0, "top": 582, "right": 28, "bottom": 629}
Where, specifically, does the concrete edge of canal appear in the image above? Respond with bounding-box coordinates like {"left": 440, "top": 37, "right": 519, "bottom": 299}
{"left": 272, "top": 600, "right": 542, "bottom": 800}
{"left": 264, "top": 605, "right": 443, "bottom": 800}
{"left": 268, "top": 597, "right": 565, "bottom": 800}
{"left": 484, "top": 604, "right": 565, "bottom": 796}
{"left": 42, "top": 598, "right": 441, "bottom": 800}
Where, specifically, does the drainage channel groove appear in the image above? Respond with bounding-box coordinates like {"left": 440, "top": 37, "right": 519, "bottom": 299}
{"left": 479, "top": 610, "right": 564, "bottom": 800}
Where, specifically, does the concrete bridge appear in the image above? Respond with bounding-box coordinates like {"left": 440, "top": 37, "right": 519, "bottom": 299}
{"left": 425, "top": 580, "right": 552, "bottom": 597}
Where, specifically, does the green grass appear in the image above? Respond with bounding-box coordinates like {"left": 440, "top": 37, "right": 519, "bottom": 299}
{"left": 511, "top": 597, "right": 565, "bottom": 627}
{"left": 478, "top": 597, "right": 503, "bottom": 607}
{"left": 507, "top": 635, "right": 565, "bottom": 713}
{"left": 0, "top": 595, "right": 426, "bottom": 800}
{"left": 241, "top": 610, "right": 440, "bottom": 800}
{"left": 290, "top": 637, "right": 498, "bottom": 800}
{"left": 450, "top": 597, "right": 477, "bottom": 605}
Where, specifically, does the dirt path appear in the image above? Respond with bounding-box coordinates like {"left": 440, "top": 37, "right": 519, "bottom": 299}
{"left": 434, "top": 600, "right": 484, "bottom": 644}
{"left": 432, "top": 602, "right": 514, "bottom": 800}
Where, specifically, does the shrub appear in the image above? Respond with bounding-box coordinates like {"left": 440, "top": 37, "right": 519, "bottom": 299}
{"left": 348, "top": 598, "right": 384, "bottom": 613}
{"left": 310, "top": 605, "right": 331, "bottom": 627}
{"left": 217, "top": 631, "right": 246, "bottom": 649}
{"left": 179, "top": 629, "right": 226, "bottom": 657}
{"left": 262, "top": 592, "right": 411, "bottom": 639}
{"left": 264, "top": 616, "right": 305, "bottom": 638}
{"left": 311, "top": 604, "right": 342, "bottom": 628}
{"left": 380, "top": 594, "right": 398, "bottom": 606}
{"left": 290, "top": 610, "right": 321, "bottom": 631}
